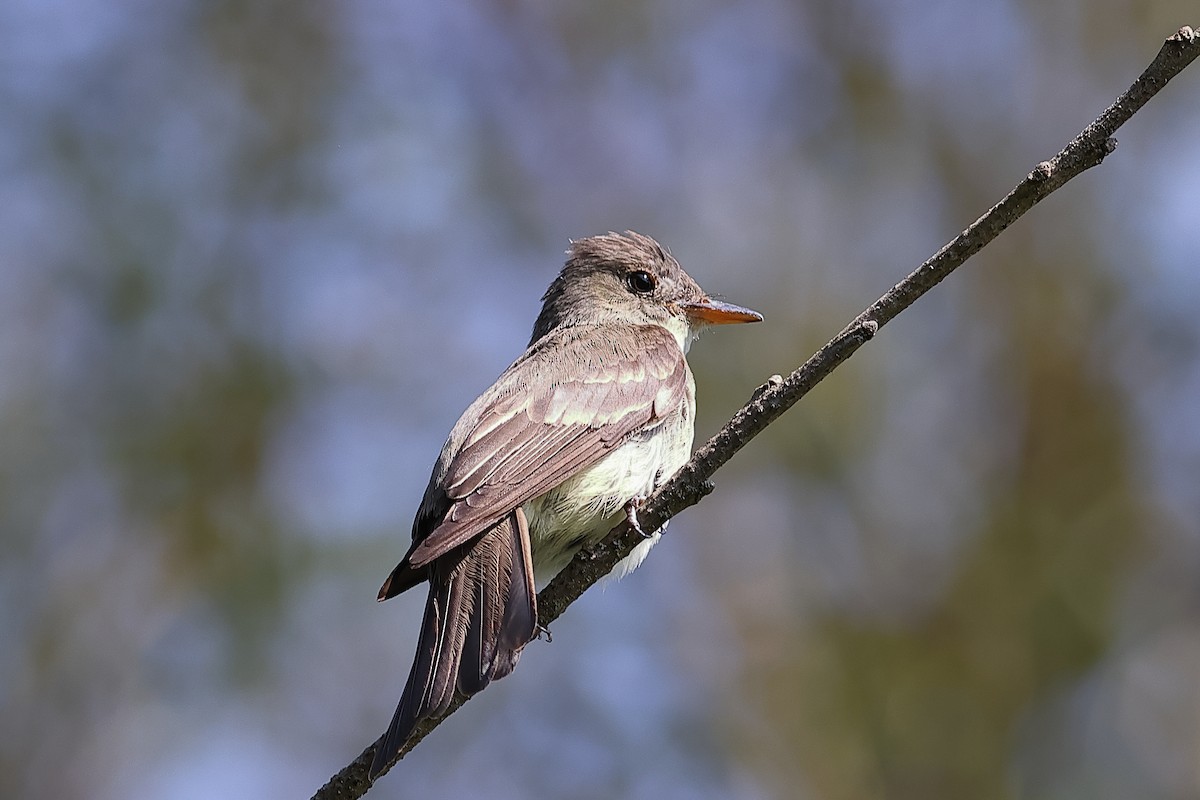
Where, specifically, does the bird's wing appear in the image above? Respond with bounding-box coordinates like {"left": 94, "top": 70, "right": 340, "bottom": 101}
{"left": 408, "top": 323, "right": 689, "bottom": 570}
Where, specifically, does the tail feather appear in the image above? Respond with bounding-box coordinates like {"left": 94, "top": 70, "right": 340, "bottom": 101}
{"left": 427, "top": 561, "right": 471, "bottom": 717}
{"left": 369, "top": 508, "right": 538, "bottom": 781}
{"left": 459, "top": 527, "right": 503, "bottom": 695}
{"left": 494, "top": 506, "right": 537, "bottom": 680}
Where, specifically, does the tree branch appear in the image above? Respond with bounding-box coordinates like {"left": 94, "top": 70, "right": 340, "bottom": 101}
{"left": 313, "top": 25, "right": 1199, "bottom": 800}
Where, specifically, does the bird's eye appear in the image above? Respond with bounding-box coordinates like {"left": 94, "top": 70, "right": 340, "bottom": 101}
{"left": 626, "top": 270, "right": 656, "bottom": 294}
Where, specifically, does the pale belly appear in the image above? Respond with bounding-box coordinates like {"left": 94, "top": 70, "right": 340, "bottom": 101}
{"left": 523, "top": 411, "right": 694, "bottom": 589}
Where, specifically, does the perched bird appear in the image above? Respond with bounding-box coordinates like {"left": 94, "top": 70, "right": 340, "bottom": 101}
{"left": 370, "top": 231, "right": 760, "bottom": 779}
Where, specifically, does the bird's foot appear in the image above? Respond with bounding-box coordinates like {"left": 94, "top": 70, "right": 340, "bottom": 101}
{"left": 535, "top": 623, "right": 553, "bottom": 643}
{"left": 624, "top": 496, "right": 653, "bottom": 539}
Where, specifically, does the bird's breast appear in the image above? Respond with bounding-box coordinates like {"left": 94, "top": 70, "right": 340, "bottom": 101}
{"left": 523, "top": 396, "right": 695, "bottom": 586}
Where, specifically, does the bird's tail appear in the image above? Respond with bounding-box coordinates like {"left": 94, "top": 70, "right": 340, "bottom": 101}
{"left": 369, "top": 507, "right": 537, "bottom": 781}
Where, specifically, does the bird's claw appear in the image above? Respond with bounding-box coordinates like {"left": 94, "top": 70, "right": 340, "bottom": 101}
{"left": 535, "top": 623, "right": 553, "bottom": 643}
{"left": 624, "top": 496, "right": 653, "bottom": 539}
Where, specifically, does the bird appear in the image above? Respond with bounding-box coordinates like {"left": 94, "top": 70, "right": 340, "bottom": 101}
{"left": 369, "top": 231, "right": 761, "bottom": 780}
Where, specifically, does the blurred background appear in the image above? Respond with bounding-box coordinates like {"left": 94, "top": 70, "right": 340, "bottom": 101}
{"left": 2, "top": 1, "right": 1198, "bottom": 798}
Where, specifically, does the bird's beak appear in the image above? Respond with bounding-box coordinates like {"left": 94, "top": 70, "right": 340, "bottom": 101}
{"left": 683, "top": 298, "right": 763, "bottom": 325}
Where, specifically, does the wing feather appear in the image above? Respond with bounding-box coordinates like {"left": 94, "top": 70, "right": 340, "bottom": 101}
{"left": 406, "top": 324, "right": 687, "bottom": 568}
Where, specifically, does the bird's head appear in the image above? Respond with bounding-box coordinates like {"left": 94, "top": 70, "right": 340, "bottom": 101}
{"left": 531, "top": 231, "right": 761, "bottom": 350}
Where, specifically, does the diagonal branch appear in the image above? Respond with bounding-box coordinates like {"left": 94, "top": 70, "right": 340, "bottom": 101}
{"left": 313, "top": 25, "right": 1199, "bottom": 800}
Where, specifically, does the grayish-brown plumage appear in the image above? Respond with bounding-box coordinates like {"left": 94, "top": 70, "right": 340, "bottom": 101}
{"left": 370, "top": 231, "right": 760, "bottom": 780}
